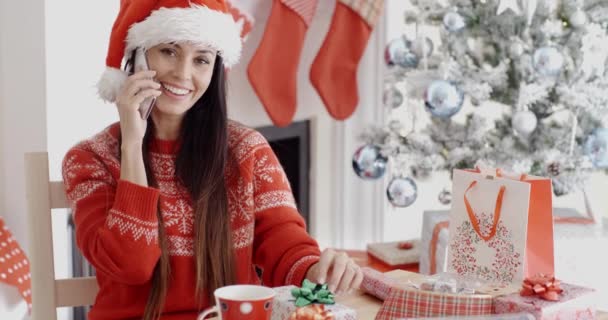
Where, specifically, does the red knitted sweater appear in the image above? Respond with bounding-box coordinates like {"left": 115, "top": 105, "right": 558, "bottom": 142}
{"left": 62, "top": 121, "right": 321, "bottom": 320}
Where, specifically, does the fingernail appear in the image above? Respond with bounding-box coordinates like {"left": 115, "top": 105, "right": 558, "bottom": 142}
{"left": 329, "top": 285, "right": 336, "bottom": 292}
{"left": 319, "top": 277, "right": 325, "bottom": 284}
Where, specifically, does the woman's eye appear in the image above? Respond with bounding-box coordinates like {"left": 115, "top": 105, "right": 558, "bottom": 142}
{"left": 195, "top": 58, "right": 209, "bottom": 65}
{"left": 161, "top": 48, "right": 176, "bottom": 56}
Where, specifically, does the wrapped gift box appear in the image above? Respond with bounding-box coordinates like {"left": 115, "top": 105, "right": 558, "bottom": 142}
{"left": 372, "top": 270, "right": 519, "bottom": 319}
{"left": 361, "top": 267, "right": 397, "bottom": 300}
{"left": 494, "top": 283, "right": 596, "bottom": 320}
{"left": 419, "top": 210, "right": 449, "bottom": 275}
{"left": 366, "top": 240, "right": 420, "bottom": 266}
{"left": 271, "top": 286, "right": 356, "bottom": 320}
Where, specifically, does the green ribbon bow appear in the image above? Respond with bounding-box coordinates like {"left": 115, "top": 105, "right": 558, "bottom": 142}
{"left": 291, "top": 279, "right": 336, "bottom": 307}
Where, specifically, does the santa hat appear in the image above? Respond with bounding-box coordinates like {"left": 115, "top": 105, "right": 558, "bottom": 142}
{"left": 97, "top": 0, "right": 243, "bottom": 103}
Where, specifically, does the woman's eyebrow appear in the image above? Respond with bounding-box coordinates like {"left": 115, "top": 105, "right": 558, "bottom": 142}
{"left": 173, "top": 43, "right": 214, "bottom": 55}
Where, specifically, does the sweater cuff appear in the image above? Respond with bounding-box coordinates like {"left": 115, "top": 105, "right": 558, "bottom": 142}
{"left": 285, "top": 255, "right": 320, "bottom": 286}
{"left": 113, "top": 180, "right": 160, "bottom": 221}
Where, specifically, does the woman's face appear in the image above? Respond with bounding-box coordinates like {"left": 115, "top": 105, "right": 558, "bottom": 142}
{"left": 145, "top": 42, "right": 217, "bottom": 117}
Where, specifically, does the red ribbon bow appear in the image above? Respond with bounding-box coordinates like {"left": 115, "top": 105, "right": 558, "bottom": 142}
{"left": 520, "top": 274, "right": 563, "bottom": 301}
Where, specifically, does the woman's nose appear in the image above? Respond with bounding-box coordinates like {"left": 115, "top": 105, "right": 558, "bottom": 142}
{"left": 173, "top": 59, "right": 193, "bottom": 81}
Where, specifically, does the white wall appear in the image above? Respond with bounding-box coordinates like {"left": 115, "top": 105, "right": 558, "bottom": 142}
{"left": 0, "top": 0, "right": 48, "bottom": 319}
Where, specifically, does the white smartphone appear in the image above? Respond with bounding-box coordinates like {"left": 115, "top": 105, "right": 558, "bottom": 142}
{"left": 133, "top": 48, "right": 156, "bottom": 120}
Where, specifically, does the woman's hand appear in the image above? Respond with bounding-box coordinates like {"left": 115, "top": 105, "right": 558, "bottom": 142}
{"left": 305, "top": 249, "right": 363, "bottom": 295}
{"left": 115, "top": 70, "right": 161, "bottom": 146}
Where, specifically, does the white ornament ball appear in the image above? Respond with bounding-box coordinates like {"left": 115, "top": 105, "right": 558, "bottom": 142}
{"left": 510, "top": 42, "right": 524, "bottom": 57}
{"left": 533, "top": 47, "right": 564, "bottom": 77}
{"left": 512, "top": 110, "right": 538, "bottom": 136}
{"left": 443, "top": 12, "right": 466, "bottom": 32}
{"left": 569, "top": 9, "right": 587, "bottom": 28}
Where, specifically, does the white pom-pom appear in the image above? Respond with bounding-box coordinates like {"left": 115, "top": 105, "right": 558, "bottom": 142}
{"left": 96, "top": 67, "right": 129, "bottom": 103}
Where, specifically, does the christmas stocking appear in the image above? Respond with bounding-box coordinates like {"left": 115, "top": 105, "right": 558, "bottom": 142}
{"left": 247, "top": 0, "right": 318, "bottom": 127}
{"left": 310, "top": 0, "right": 384, "bottom": 120}
{"left": 226, "top": 0, "right": 255, "bottom": 41}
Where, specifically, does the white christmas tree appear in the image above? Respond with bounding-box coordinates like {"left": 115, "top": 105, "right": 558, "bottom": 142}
{"left": 356, "top": 0, "right": 608, "bottom": 206}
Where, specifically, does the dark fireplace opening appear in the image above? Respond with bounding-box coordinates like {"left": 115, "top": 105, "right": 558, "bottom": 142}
{"left": 256, "top": 120, "right": 311, "bottom": 229}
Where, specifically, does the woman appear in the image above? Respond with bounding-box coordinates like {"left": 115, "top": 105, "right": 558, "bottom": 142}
{"left": 62, "top": 1, "right": 363, "bottom": 320}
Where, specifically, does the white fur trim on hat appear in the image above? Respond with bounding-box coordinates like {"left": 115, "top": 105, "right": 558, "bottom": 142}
{"left": 126, "top": 5, "right": 242, "bottom": 67}
{"left": 97, "top": 67, "right": 129, "bottom": 103}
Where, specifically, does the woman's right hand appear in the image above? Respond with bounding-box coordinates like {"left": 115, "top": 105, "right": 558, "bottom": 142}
{"left": 115, "top": 70, "right": 162, "bottom": 146}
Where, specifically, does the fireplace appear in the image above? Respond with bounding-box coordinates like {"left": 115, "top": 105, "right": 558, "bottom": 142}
{"left": 256, "top": 120, "right": 311, "bottom": 229}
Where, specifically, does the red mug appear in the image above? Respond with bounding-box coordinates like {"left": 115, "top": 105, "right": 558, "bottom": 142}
{"left": 197, "top": 285, "right": 275, "bottom": 320}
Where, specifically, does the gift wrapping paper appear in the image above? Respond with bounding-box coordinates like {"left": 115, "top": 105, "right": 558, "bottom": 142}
{"left": 271, "top": 286, "right": 356, "bottom": 320}
{"left": 361, "top": 267, "right": 397, "bottom": 301}
{"left": 375, "top": 286, "right": 494, "bottom": 320}
{"left": 494, "top": 283, "right": 597, "bottom": 320}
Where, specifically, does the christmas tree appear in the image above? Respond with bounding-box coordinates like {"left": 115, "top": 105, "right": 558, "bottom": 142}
{"left": 354, "top": 0, "right": 608, "bottom": 207}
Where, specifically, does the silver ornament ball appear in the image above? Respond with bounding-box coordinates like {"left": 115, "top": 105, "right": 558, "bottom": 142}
{"left": 533, "top": 47, "right": 564, "bottom": 77}
{"left": 438, "top": 189, "right": 452, "bottom": 205}
{"left": 352, "top": 144, "right": 388, "bottom": 180}
{"left": 384, "top": 37, "right": 419, "bottom": 68}
{"left": 512, "top": 110, "right": 538, "bottom": 136}
{"left": 386, "top": 177, "right": 418, "bottom": 207}
{"left": 383, "top": 87, "right": 404, "bottom": 109}
{"left": 411, "top": 37, "right": 434, "bottom": 58}
{"left": 425, "top": 80, "right": 464, "bottom": 119}
{"left": 584, "top": 128, "right": 608, "bottom": 168}
{"left": 443, "top": 11, "right": 466, "bottom": 32}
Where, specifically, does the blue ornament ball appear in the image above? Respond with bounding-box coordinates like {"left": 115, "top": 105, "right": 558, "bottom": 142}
{"left": 384, "top": 37, "right": 419, "bottom": 68}
{"left": 584, "top": 128, "right": 608, "bottom": 168}
{"left": 352, "top": 144, "right": 388, "bottom": 180}
{"left": 424, "top": 80, "right": 464, "bottom": 118}
{"left": 533, "top": 47, "right": 564, "bottom": 77}
{"left": 386, "top": 177, "right": 418, "bottom": 207}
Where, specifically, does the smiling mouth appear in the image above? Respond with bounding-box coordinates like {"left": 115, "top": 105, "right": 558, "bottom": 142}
{"left": 161, "top": 82, "right": 192, "bottom": 96}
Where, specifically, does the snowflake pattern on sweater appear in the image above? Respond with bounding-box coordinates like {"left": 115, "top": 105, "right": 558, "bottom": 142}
{"left": 61, "top": 121, "right": 320, "bottom": 320}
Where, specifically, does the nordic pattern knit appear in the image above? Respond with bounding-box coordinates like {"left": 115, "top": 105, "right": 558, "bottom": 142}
{"left": 62, "top": 121, "right": 321, "bottom": 320}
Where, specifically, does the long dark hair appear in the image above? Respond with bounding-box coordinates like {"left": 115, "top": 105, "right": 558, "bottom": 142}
{"left": 124, "top": 51, "right": 237, "bottom": 320}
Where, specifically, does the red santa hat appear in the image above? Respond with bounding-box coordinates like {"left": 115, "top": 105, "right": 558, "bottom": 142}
{"left": 98, "top": 0, "right": 243, "bottom": 103}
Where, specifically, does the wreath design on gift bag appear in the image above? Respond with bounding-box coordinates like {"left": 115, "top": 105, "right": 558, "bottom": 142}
{"left": 449, "top": 211, "right": 521, "bottom": 283}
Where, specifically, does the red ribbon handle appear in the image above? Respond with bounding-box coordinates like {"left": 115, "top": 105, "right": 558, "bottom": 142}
{"left": 463, "top": 181, "right": 506, "bottom": 242}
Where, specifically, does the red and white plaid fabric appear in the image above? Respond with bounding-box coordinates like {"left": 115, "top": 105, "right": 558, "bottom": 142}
{"left": 375, "top": 287, "right": 493, "bottom": 319}
{"left": 0, "top": 217, "right": 32, "bottom": 311}
{"left": 281, "top": 0, "right": 318, "bottom": 26}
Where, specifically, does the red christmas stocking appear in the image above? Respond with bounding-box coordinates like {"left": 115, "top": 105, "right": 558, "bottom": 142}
{"left": 310, "top": 0, "right": 384, "bottom": 120}
{"left": 248, "top": 0, "right": 318, "bottom": 127}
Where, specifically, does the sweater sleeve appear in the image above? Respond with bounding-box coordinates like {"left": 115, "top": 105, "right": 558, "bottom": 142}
{"left": 250, "top": 137, "right": 321, "bottom": 287}
{"left": 62, "top": 147, "right": 161, "bottom": 285}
